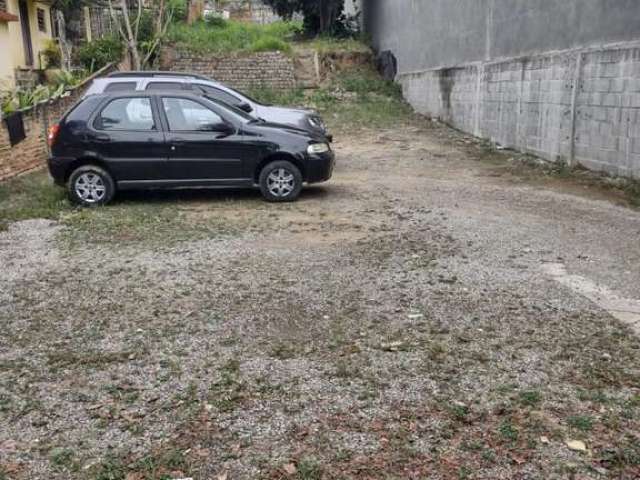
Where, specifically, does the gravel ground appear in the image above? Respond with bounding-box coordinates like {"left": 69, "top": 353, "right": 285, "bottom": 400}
{"left": 1, "top": 122, "right": 639, "bottom": 480}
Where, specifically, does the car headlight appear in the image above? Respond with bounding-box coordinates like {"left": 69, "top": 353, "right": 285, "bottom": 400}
{"left": 308, "top": 116, "right": 326, "bottom": 131}
{"left": 307, "top": 143, "right": 330, "bottom": 155}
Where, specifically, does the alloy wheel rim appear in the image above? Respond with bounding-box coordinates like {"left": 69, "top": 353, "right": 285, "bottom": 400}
{"left": 267, "top": 168, "right": 295, "bottom": 197}
{"left": 75, "top": 173, "right": 106, "bottom": 203}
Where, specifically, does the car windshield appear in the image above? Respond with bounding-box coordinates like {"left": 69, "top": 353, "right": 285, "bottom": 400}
{"left": 201, "top": 96, "right": 256, "bottom": 123}
{"left": 225, "top": 86, "right": 269, "bottom": 107}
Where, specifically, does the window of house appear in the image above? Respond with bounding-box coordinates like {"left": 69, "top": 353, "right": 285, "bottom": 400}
{"left": 37, "top": 8, "right": 46, "bottom": 33}
{"left": 50, "top": 9, "right": 60, "bottom": 38}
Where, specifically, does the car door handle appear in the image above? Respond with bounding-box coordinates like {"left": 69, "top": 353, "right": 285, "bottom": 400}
{"left": 93, "top": 133, "right": 111, "bottom": 142}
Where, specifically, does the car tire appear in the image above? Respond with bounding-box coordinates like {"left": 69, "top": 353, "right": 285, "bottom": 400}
{"left": 67, "top": 165, "right": 115, "bottom": 207}
{"left": 259, "top": 160, "right": 303, "bottom": 202}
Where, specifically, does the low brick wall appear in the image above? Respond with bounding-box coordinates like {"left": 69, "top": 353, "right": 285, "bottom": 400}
{"left": 161, "top": 48, "right": 296, "bottom": 90}
{"left": 399, "top": 43, "right": 640, "bottom": 180}
{"left": 0, "top": 63, "right": 117, "bottom": 182}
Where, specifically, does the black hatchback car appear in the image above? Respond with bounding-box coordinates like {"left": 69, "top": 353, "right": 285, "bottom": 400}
{"left": 48, "top": 91, "right": 334, "bottom": 205}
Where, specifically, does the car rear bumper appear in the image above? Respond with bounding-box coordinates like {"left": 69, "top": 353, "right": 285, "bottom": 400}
{"left": 306, "top": 150, "right": 335, "bottom": 183}
{"left": 48, "top": 157, "right": 70, "bottom": 186}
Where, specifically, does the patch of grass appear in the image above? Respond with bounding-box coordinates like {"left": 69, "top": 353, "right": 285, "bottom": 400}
{"left": 1, "top": 171, "right": 246, "bottom": 244}
{"left": 338, "top": 69, "right": 403, "bottom": 98}
{"left": 481, "top": 448, "right": 497, "bottom": 463}
{"left": 296, "top": 457, "right": 323, "bottom": 480}
{"left": 251, "top": 36, "right": 290, "bottom": 53}
{"left": 59, "top": 198, "right": 239, "bottom": 247}
{"left": 270, "top": 342, "right": 298, "bottom": 360}
{"left": 298, "top": 36, "right": 370, "bottom": 54}
{"left": 498, "top": 420, "right": 519, "bottom": 442}
{"left": 622, "top": 178, "right": 640, "bottom": 207}
{"left": 448, "top": 403, "right": 470, "bottom": 422}
{"left": 458, "top": 466, "right": 473, "bottom": 479}
{"left": 576, "top": 389, "right": 611, "bottom": 404}
{"left": 168, "top": 19, "right": 300, "bottom": 54}
{"left": 334, "top": 358, "right": 360, "bottom": 379}
{"left": 567, "top": 415, "right": 594, "bottom": 432}
{"left": 50, "top": 447, "right": 77, "bottom": 472}
{"left": 91, "top": 454, "right": 127, "bottom": 480}
{"left": 47, "top": 350, "right": 133, "bottom": 371}
{"left": 209, "top": 359, "right": 245, "bottom": 412}
{"left": 518, "top": 390, "right": 542, "bottom": 407}
{"left": 0, "top": 170, "right": 68, "bottom": 230}
{"left": 133, "top": 449, "right": 188, "bottom": 479}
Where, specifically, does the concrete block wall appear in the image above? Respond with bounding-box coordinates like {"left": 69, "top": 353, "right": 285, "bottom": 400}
{"left": 399, "top": 44, "right": 640, "bottom": 179}
{"left": 161, "top": 48, "right": 297, "bottom": 90}
{"left": 574, "top": 48, "right": 640, "bottom": 177}
{"left": 364, "top": 0, "right": 640, "bottom": 179}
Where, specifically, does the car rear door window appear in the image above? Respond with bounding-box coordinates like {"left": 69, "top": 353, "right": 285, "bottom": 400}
{"left": 146, "top": 81, "right": 185, "bottom": 91}
{"left": 162, "top": 97, "right": 223, "bottom": 131}
{"left": 66, "top": 95, "right": 104, "bottom": 122}
{"left": 104, "top": 82, "right": 137, "bottom": 93}
{"left": 96, "top": 98, "right": 156, "bottom": 131}
{"left": 195, "top": 85, "right": 242, "bottom": 106}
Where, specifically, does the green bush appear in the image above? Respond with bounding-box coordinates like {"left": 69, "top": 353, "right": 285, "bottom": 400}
{"left": 77, "top": 36, "right": 124, "bottom": 72}
{"left": 0, "top": 69, "right": 87, "bottom": 115}
{"left": 42, "top": 39, "right": 61, "bottom": 68}
{"left": 168, "top": 0, "right": 187, "bottom": 22}
{"left": 204, "top": 13, "right": 227, "bottom": 28}
{"left": 250, "top": 36, "right": 290, "bottom": 53}
{"left": 340, "top": 70, "right": 403, "bottom": 98}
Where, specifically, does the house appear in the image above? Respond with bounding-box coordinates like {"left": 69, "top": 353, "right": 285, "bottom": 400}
{"left": 0, "top": 0, "right": 54, "bottom": 88}
{"left": 203, "top": 0, "right": 285, "bottom": 25}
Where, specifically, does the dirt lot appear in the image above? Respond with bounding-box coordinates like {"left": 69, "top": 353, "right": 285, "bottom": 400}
{"left": 1, "top": 121, "right": 639, "bottom": 479}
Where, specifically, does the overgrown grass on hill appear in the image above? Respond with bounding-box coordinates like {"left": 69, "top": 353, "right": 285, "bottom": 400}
{"left": 167, "top": 19, "right": 301, "bottom": 54}
{"left": 298, "top": 36, "right": 371, "bottom": 54}
{"left": 250, "top": 67, "right": 414, "bottom": 131}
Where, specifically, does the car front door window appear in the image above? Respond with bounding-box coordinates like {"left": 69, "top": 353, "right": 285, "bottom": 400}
{"left": 162, "top": 98, "right": 224, "bottom": 131}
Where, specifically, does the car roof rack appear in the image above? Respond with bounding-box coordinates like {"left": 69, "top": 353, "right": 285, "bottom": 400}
{"left": 106, "top": 71, "right": 212, "bottom": 81}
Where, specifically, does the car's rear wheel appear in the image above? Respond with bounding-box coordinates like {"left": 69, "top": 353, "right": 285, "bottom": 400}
{"left": 68, "top": 165, "right": 115, "bottom": 206}
{"left": 259, "top": 160, "right": 303, "bottom": 202}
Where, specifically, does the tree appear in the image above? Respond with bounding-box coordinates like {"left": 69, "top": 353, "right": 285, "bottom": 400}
{"left": 108, "top": 0, "right": 175, "bottom": 69}
{"left": 263, "top": 0, "right": 345, "bottom": 35}
{"left": 51, "top": 0, "right": 92, "bottom": 68}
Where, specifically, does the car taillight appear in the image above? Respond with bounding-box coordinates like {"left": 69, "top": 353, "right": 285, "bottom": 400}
{"left": 47, "top": 124, "right": 60, "bottom": 147}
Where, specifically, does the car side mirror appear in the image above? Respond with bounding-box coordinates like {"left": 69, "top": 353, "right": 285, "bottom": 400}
{"left": 200, "top": 121, "right": 235, "bottom": 135}
{"left": 237, "top": 102, "right": 253, "bottom": 113}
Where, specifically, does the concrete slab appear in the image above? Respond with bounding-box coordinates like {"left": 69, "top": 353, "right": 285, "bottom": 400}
{"left": 542, "top": 263, "right": 640, "bottom": 335}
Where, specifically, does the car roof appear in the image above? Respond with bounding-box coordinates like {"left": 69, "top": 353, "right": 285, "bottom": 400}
{"left": 89, "top": 90, "right": 246, "bottom": 113}
{"left": 93, "top": 75, "right": 228, "bottom": 90}
{"left": 93, "top": 90, "right": 212, "bottom": 100}
{"left": 107, "top": 70, "right": 212, "bottom": 81}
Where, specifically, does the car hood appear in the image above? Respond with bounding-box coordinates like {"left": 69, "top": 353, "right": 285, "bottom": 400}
{"left": 244, "top": 120, "right": 326, "bottom": 142}
{"left": 254, "top": 105, "right": 315, "bottom": 123}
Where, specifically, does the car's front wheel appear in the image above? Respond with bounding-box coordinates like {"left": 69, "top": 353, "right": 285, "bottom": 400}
{"left": 68, "top": 165, "right": 115, "bottom": 206}
{"left": 259, "top": 160, "right": 303, "bottom": 202}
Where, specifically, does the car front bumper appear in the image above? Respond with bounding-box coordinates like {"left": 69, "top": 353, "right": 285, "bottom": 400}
{"left": 306, "top": 150, "right": 335, "bottom": 183}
